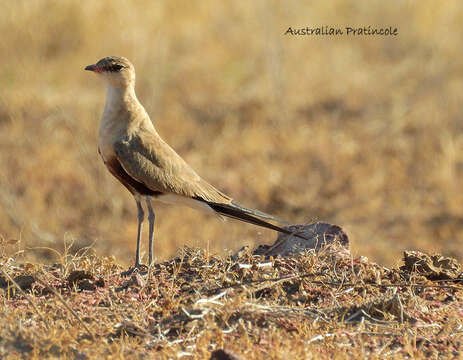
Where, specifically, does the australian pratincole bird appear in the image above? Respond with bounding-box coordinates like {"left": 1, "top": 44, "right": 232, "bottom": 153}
{"left": 85, "top": 56, "right": 305, "bottom": 273}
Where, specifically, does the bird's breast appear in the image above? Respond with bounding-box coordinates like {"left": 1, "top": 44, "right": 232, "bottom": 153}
{"left": 98, "top": 111, "right": 128, "bottom": 161}
{"left": 98, "top": 130, "right": 116, "bottom": 165}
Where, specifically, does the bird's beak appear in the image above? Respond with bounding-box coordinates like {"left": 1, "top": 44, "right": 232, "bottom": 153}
{"left": 85, "top": 64, "right": 100, "bottom": 72}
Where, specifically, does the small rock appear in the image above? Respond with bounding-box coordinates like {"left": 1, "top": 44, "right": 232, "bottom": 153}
{"left": 78, "top": 279, "right": 96, "bottom": 291}
{"left": 210, "top": 349, "right": 245, "bottom": 360}
{"left": 11, "top": 333, "right": 33, "bottom": 353}
{"left": 115, "top": 273, "right": 145, "bottom": 292}
{"left": 112, "top": 321, "right": 147, "bottom": 338}
{"left": 95, "top": 277, "right": 105, "bottom": 287}
{"left": 67, "top": 270, "right": 93, "bottom": 285}
{"left": 253, "top": 222, "right": 349, "bottom": 257}
{"left": 0, "top": 275, "right": 8, "bottom": 288}
{"left": 13, "top": 275, "right": 36, "bottom": 291}
{"left": 67, "top": 270, "right": 99, "bottom": 291}
{"left": 400, "top": 251, "right": 461, "bottom": 281}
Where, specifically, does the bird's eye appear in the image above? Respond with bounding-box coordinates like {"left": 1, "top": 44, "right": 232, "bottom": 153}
{"left": 107, "top": 64, "right": 124, "bottom": 72}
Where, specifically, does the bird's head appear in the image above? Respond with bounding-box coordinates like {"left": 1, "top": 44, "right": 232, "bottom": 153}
{"left": 85, "top": 56, "right": 135, "bottom": 88}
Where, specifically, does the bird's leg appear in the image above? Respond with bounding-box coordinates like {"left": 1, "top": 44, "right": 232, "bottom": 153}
{"left": 134, "top": 199, "right": 145, "bottom": 268}
{"left": 122, "top": 199, "right": 145, "bottom": 276}
{"left": 146, "top": 198, "right": 155, "bottom": 267}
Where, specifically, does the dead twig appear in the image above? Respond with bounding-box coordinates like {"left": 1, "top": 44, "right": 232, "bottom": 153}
{"left": 35, "top": 275, "right": 95, "bottom": 341}
{"left": 0, "top": 268, "right": 49, "bottom": 329}
{"left": 208, "top": 272, "right": 462, "bottom": 294}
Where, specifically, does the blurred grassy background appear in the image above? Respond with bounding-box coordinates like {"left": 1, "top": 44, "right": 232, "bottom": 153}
{"left": 0, "top": 1, "right": 462, "bottom": 266}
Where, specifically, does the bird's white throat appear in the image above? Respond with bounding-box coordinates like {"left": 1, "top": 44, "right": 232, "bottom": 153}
{"left": 104, "top": 84, "right": 136, "bottom": 115}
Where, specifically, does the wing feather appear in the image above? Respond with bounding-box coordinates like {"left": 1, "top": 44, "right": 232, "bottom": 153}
{"left": 113, "top": 131, "right": 231, "bottom": 203}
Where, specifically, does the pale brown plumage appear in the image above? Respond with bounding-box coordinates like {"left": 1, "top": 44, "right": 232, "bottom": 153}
{"left": 85, "top": 56, "right": 299, "bottom": 274}
{"left": 113, "top": 131, "right": 231, "bottom": 203}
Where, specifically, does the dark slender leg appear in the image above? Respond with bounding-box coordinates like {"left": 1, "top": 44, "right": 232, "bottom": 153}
{"left": 134, "top": 199, "right": 145, "bottom": 268}
{"left": 146, "top": 198, "right": 155, "bottom": 266}
{"left": 122, "top": 199, "right": 145, "bottom": 276}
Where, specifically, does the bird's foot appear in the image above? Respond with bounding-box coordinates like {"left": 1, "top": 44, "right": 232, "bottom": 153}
{"left": 121, "top": 264, "right": 148, "bottom": 277}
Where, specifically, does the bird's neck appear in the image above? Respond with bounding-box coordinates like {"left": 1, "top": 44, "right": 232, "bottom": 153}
{"left": 100, "top": 83, "right": 151, "bottom": 142}
{"left": 104, "top": 84, "right": 138, "bottom": 112}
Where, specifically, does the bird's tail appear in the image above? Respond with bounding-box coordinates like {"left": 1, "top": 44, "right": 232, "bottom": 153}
{"left": 204, "top": 201, "right": 308, "bottom": 241}
{"left": 228, "top": 201, "right": 291, "bottom": 225}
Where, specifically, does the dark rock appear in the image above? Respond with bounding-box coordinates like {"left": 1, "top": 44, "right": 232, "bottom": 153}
{"left": 95, "top": 277, "right": 105, "bottom": 287}
{"left": 252, "top": 222, "right": 349, "bottom": 257}
{"left": 210, "top": 349, "right": 245, "bottom": 360}
{"left": 11, "top": 334, "right": 33, "bottom": 353}
{"left": 67, "top": 270, "right": 94, "bottom": 285}
{"left": 77, "top": 279, "right": 96, "bottom": 291}
{"left": 0, "top": 275, "right": 8, "bottom": 288}
{"left": 13, "top": 275, "right": 36, "bottom": 291}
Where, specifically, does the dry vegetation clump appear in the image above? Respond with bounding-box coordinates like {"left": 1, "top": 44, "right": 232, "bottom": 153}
{"left": 0, "top": 2, "right": 463, "bottom": 268}
{"left": 0, "top": 246, "right": 461, "bottom": 359}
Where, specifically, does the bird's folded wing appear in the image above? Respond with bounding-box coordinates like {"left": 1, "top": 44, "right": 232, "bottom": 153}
{"left": 113, "top": 131, "right": 231, "bottom": 203}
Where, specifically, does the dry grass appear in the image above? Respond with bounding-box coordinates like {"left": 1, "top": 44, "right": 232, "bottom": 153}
{"left": 1, "top": 1, "right": 463, "bottom": 357}
{"left": 0, "top": 245, "right": 462, "bottom": 359}
{"left": 1, "top": 1, "right": 463, "bottom": 266}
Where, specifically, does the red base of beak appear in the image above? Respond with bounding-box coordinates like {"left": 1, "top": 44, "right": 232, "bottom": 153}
{"left": 85, "top": 64, "right": 102, "bottom": 72}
